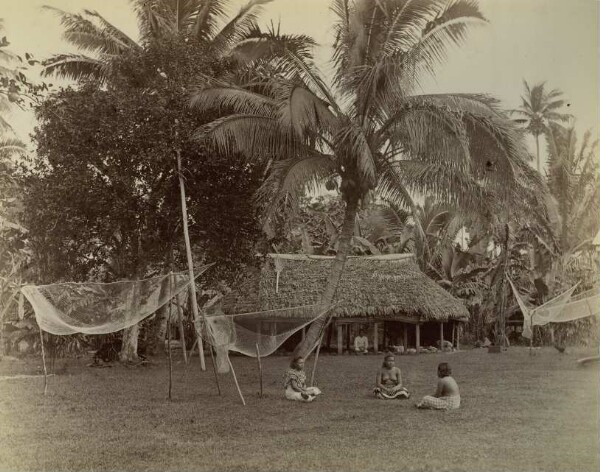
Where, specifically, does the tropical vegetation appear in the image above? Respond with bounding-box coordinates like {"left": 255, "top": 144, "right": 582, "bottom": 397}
{"left": 191, "top": 0, "right": 549, "bottom": 356}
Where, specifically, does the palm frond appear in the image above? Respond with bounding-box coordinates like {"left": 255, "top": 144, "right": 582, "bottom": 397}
{"left": 41, "top": 53, "right": 107, "bottom": 81}
{"left": 192, "top": 0, "right": 228, "bottom": 41}
{"left": 230, "top": 27, "right": 316, "bottom": 68}
{"left": 190, "top": 85, "right": 278, "bottom": 116}
{"left": 209, "top": 0, "right": 273, "bottom": 56}
{"left": 195, "top": 113, "right": 300, "bottom": 160}
{"left": 278, "top": 83, "right": 338, "bottom": 140}
{"left": 43, "top": 6, "right": 138, "bottom": 56}
{"left": 256, "top": 154, "right": 336, "bottom": 222}
{"left": 399, "top": 0, "right": 486, "bottom": 87}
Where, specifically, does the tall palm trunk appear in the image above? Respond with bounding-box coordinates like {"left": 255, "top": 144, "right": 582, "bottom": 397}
{"left": 535, "top": 134, "right": 540, "bottom": 174}
{"left": 294, "top": 195, "right": 360, "bottom": 358}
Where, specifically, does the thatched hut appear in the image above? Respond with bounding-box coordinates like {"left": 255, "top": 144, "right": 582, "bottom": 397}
{"left": 221, "top": 253, "right": 469, "bottom": 354}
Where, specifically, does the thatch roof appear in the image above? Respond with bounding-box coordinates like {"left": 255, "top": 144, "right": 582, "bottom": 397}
{"left": 220, "top": 254, "right": 469, "bottom": 322}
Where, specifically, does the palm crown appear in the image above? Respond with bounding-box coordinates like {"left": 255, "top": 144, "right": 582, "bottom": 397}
{"left": 191, "top": 0, "right": 548, "bottom": 356}
{"left": 42, "top": 0, "right": 308, "bottom": 82}
{"left": 511, "top": 80, "right": 571, "bottom": 173}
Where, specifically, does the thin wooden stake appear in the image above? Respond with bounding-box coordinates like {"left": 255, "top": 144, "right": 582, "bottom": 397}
{"left": 176, "top": 148, "right": 205, "bottom": 371}
{"left": 208, "top": 343, "right": 222, "bottom": 396}
{"left": 189, "top": 338, "right": 198, "bottom": 358}
{"left": 529, "top": 316, "right": 534, "bottom": 356}
{"left": 39, "top": 327, "right": 48, "bottom": 396}
{"left": 167, "top": 273, "right": 174, "bottom": 401}
{"left": 176, "top": 296, "right": 187, "bottom": 364}
{"left": 256, "top": 343, "right": 263, "bottom": 398}
{"left": 227, "top": 354, "right": 246, "bottom": 406}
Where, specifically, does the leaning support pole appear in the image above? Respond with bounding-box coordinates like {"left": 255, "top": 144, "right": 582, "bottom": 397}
{"left": 203, "top": 322, "right": 222, "bottom": 396}
{"left": 310, "top": 336, "right": 322, "bottom": 387}
{"left": 208, "top": 343, "right": 222, "bottom": 396}
{"left": 256, "top": 343, "right": 263, "bottom": 398}
{"left": 176, "top": 148, "right": 206, "bottom": 371}
{"left": 227, "top": 354, "right": 246, "bottom": 406}
{"left": 39, "top": 327, "right": 48, "bottom": 396}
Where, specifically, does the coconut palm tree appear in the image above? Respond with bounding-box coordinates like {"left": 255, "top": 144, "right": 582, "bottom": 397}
{"left": 511, "top": 80, "right": 571, "bottom": 174}
{"left": 42, "top": 0, "right": 311, "bottom": 82}
{"left": 191, "top": 0, "right": 549, "bottom": 357}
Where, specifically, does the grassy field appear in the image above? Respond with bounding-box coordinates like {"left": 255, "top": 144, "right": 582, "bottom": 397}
{"left": 0, "top": 347, "right": 598, "bottom": 472}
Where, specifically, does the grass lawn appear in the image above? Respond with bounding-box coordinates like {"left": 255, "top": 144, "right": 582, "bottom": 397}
{"left": 0, "top": 347, "right": 598, "bottom": 472}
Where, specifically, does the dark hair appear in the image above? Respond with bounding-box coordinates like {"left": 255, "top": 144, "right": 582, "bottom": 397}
{"left": 290, "top": 356, "right": 304, "bottom": 370}
{"left": 438, "top": 362, "right": 451, "bottom": 377}
{"left": 382, "top": 354, "right": 395, "bottom": 367}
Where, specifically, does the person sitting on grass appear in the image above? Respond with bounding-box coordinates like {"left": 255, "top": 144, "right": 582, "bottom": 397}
{"left": 283, "top": 356, "right": 322, "bottom": 402}
{"left": 373, "top": 354, "right": 410, "bottom": 399}
{"left": 416, "top": 362, "right": 460, "bottom": 410}
{"left": 354, "top": 330, "right": 369, "bottom": 354}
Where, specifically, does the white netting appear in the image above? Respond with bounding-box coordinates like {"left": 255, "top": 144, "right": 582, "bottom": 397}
{"left": 508, "top": 278, "right": 600, "bottom": 339}
{"left": 20, "top": 265, "right": 212, "bottom": 335}
{"left": 202, "top": 300, "right": 333, "bottom": 373}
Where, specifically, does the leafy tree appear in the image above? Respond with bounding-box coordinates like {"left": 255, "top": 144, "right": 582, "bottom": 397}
{"left": 0, "top": 20, "right": 32, "bottom": 356}
{"left": 511, "top": 80, "right": 571, "bottom": 173}
{"left": 192, "top": 0, "right": 549, "bottom": 357}
{"left": 24, "top": 38, "right": 263, "bottom": 361}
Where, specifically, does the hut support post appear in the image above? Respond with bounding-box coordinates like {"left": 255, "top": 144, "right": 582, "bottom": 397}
{"left": 451, "top": 322, "right": 455, "bottom": 348}
{"left": 337, "top": 324, "right": 343, "bottom": 355}
{"left": 255, "top": 343, "right": 263, "bottom": 398}
{"left": 415, "top": 323, "right": 421, "bottom": 354}
{"left": 440, "top": 322, "right": 444, "bottom": 350}
{"left": 456, "top": 324, "right": 460, "bottom": 351}
{"left": 373, "top": 322, "right": 379, "bottom": 354}
{"left": 403, "top": 324, "right": 408, "bottom": 350}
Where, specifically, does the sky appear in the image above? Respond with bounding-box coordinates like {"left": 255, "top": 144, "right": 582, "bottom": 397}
{"left": 0, "top": 0, "right": 598, "bottom": 171}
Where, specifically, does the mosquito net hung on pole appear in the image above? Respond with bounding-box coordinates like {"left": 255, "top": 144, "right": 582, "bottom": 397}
{"left": 20, "top": 265, "right": 212, "bottom": 336}
{"left": 508, "top": 278, "right": 600, "bottom": 339}
{"left": 202, "top": 297, "right": 334, "bottom": 374}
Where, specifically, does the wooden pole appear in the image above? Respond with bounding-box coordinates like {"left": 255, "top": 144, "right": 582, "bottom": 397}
{"left": 227, "top": 354, "right": 246, "bottom": 406}
{"left": 529, "top": 316, "right": 534, "bottom": 356}
{"left": 176, "top": 295, "right": 187, "bottom": 364}
{"left": 310, "top": 337, "right": 322, "bottom": 387}
{"left": 208, "top": 342, "right": 222, "bottom": 396}
{"left": 337, "top": 323, "right": 343, "bottom": 354}
{"left": 373, "top": 322, "right": 379, "bottom": 354}
{"left": 456, "top": 324, "right": 460, "bottom": 351}
{"left": 415, "top": 323, "right": 420, "bottom": 354}
{"left": 256, "top": 343, "right": 263, "bottom": 398}
{"left": 176, "top": 148, "right": 205, "bottom": 371}
{"left": 189, "top": 338, "right": 198, "bottom": 358}
{"left": 167, "top": 273, "right": 173, "bottom": 401}
{"left": 451, "top": 322, "right": 455, "bottom": 348}
{"left": 39, "top": 327, "right": 48, "bottom": 396}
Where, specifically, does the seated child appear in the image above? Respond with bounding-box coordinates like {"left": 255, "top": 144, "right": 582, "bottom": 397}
{"left": 416, "top": 362, "right": 460, "bottom": 410}
{"left": 354, "top": 330, "right": 369, "bottom": 354}
{"left": 373, "top": 354, "right": 410, "bottom": 399}
{"left": 283, "top": 356, "right": 322, "bottom": 402}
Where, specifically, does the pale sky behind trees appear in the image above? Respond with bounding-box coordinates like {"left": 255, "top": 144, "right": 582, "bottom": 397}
{"left": 1, "top": 0, "right": 597, "bottom": 172}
